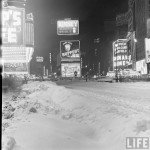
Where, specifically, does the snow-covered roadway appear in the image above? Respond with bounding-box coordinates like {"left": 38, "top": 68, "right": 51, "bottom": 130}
{"left": 2, "top": 80, "right": 150, "bottom": 150}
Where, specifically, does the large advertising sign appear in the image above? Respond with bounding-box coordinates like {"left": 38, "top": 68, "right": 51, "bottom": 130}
{"left": 57, "top": 19, "right": 79, "bottom": 35}
{"left": 113, "top": 39, "right": 128, "bottom": 70}
{"left": 60, "top": 40, "right": 80, "bottom": 61}
{"left": 145, "top": 38, "right": 150, "bottom": 63}
{"left": 61, "top": 63, "right": 81, "bottom": 77}
{"left": 3, "top": 62, "right": 28, "bottom": 74}
{"left": 2, "top": 7, "right": 25, "bottom": 45}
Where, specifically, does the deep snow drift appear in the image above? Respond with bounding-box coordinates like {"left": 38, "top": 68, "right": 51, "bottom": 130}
{"left": 2, "top": 81, "right": 150, "bottom": 150}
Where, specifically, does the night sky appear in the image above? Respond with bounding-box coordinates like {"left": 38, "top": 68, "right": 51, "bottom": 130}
{"left": 25, "top": 0, "right": 128, "bottom": 73}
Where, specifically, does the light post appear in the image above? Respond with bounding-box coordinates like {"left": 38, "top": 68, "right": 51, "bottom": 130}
{"left": 115, "top": 42, "right": 118, "bottom": 82}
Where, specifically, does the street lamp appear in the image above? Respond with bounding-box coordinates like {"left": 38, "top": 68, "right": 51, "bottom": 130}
{"left": 115, "top": 42, "right": 118, "bottom": 82}
{"left": 134, "top": 38, "right": 137, "bottom": 43}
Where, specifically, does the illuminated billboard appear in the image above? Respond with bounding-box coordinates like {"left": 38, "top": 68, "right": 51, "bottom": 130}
{"left": 113, "top": 39, "right": 129, "bottom": 70}
{"left": 57, "top": 19, "right": 79, "bottom": 35}
{"left": 60, "top": 40, "right": 80, "bottom": 61}
{"left": 2, "top": 6, "right": 25, "bottom": 45}
{"left": 61, "top": 63, "right": 81, "bottom": 77}
{"left": 3, "top": 62, "right": 28, "bottom": 74}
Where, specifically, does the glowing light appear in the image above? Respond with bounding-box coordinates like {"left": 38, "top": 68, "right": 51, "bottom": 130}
{"left": 134, "top": 38, "right": 137, "bottom": 42}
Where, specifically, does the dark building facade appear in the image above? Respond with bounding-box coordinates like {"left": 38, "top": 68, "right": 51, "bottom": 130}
{"left": 135, "top": 0, "right": 149, "bottom": 61}
{"left": 103, "top": 21, "right": 116, "bottom": 73}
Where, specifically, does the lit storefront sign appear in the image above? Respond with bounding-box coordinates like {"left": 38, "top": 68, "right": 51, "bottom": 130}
{"left": 2, "top": 6, "right": 25, "bottom": 45}
{"left": 3, "top": 62, "right": 28, "bottom": 74}
{"left": 60, "top": 40, "right": 80, "bottom": 61}
{"left": 61, "top": 63, "right": 81, "bottom": 77}
{"left": 136, "top": 59, "right": 147, "bottom": 75}
{"left": 36, "top": 56, "right": 43, "bottom": 62}
{"left": 145, "top": 38, "right": 150, "bottom": 63}
{"left": 113, "top": 39, "right": 128, "bottom": 70}
{"left": 57, "top": 19, "right": 79, "bottom": 35}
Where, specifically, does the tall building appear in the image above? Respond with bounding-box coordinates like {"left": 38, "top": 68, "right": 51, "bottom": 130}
{"left": 103, "top": 21, "right": 116, "bottom": 72}
{"left": 134, "top": 0, "right": 150, "bottom": 74}
{"left": 92, "top": 38, "right": 100, "bottom": 75}
{"left": 115, "top": 0, "right": 150, "bottom": 74}
{"left": 1, "top": 1, "right": 34, "bottom": 75}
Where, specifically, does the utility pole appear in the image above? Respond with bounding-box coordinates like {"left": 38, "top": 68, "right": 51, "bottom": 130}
{"left": 98, "top": 62, "right": 100, "bottom": 76}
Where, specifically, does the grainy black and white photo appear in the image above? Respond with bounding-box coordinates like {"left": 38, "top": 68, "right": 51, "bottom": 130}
{"left": 1, "top": 0, "right": 150, "bottom": 150}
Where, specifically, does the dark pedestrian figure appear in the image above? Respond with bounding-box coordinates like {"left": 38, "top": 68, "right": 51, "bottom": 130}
{"left": 24, "top": 75, "right": 27, "bottom": 84}
{"left": 85, "top": 74, "right": 88, "bottom": 82}
{"left": 74, "top": 71, "right": 77, "bottom": 78}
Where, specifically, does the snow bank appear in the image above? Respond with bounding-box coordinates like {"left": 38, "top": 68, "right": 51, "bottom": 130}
{"left": 2, "top": 136, "right": 16, "bottom": 150}
{"left": 2, "top": 81, "right": 150, "bottom": 150}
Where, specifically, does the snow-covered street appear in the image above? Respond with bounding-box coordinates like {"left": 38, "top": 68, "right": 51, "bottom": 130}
{"left": 2, "top": 80, "right": 150, "bottom": 150}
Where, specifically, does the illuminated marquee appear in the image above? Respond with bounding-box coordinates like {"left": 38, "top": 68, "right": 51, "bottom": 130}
{"left": 113, "top": 39, "right": 129, "bottom": 70}
{"left": 2, "top": 47, "right": 34, "bottom": 62}
{"left": 57, "top": 19, "right": 79, "bottom": 35}
{"left": 61, "top": 63, "right": 81, "bottom": 77}
{"left": 2, "top": 6, "right": 25, "bottom": 45}
{"left": 60, "top": 40, "right": 80, "bottom": 61}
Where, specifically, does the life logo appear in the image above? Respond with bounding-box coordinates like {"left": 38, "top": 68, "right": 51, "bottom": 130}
{"left": 63, "top": 42, "right": 72, "bottom": 52}
{"left": 126, "top": 137, "right": 149, "bottom": 149}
